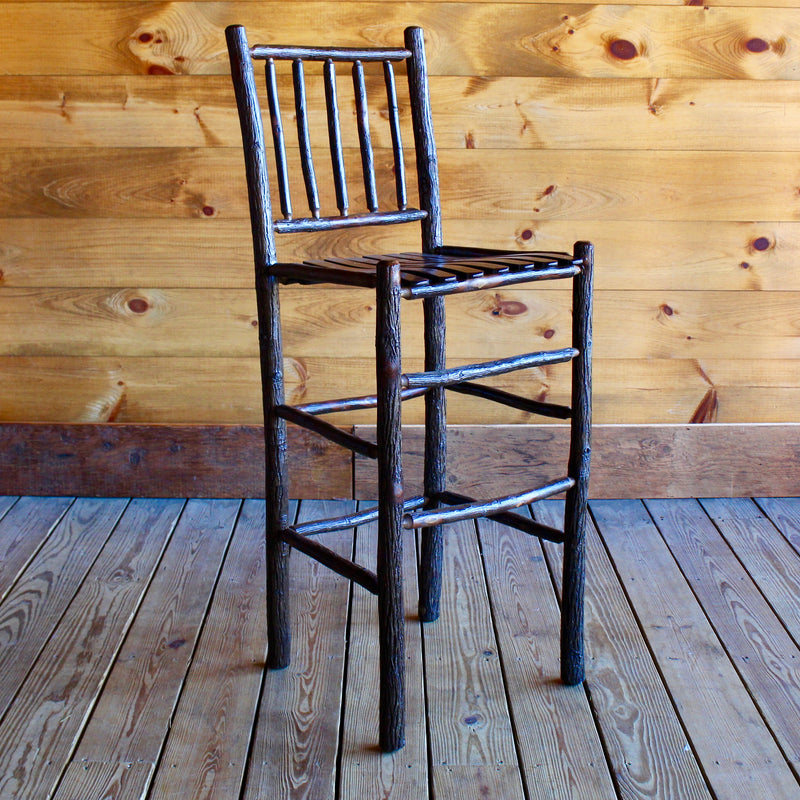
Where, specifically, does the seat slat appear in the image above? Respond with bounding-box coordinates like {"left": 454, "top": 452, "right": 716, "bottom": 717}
{"left": 271, "top": 261, "right": 378, "bottom": 289}
{"left": 273, "top": 250, "right": 580, "bottom": 292}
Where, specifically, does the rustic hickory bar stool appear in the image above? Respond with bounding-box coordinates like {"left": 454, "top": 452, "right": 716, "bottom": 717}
{"left": 226, "top": 24, "right": 593, "bottom": 752}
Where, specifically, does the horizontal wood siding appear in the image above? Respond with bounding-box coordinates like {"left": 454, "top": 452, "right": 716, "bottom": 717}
{"left": 1, "top": 1, "right": 798, "bottom": 472}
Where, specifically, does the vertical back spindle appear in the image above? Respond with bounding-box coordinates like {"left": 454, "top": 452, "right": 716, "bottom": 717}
{"left": 265, "top": 58, "right": 292, "bottom": 220}
{"left": 405, "top": 26, "right": 442, "bottom": 252}
{"left": 293, "top": 58, "right": 321, "bottom": 218}
{"left": 324, "top": 59, "right": 349, "bottom": 216}
{"left": 353, "top": 60, "right": 379, "bottom": 213}
{"left": 383, "top": 61, "right": 407, "bottom": 211}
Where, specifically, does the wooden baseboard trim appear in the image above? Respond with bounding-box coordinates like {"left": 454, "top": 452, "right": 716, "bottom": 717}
{"left": 0, "top": 423, "right": 351, "bottom": 499}
{"left": 1, "top": 423, "right": 798, "bottom": 499}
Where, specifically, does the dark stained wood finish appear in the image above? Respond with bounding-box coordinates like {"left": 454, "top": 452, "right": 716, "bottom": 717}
{"left": 561, "top": 240, "right": 593, "bottom": 685}
{"left": 355, "top": 423, "right": 800, "bottom": 500}
{"left": 375, "top": 258, "right": 406, "bottom": 751}
{"left": 3, "top": 422, "right": 800, "bottom": 501}
{"left": 227, "top": 23, "right": 594, "bottom": 751}
{"left": 0, "top": 422, "right": 351, "bottom": 498}
{"left": 0, "top": 496, "right": 799, "bottom": 798}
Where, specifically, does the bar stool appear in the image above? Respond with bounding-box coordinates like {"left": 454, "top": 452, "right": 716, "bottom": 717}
{"left": 226, "top": 24, "right": 593, "bottom": 752}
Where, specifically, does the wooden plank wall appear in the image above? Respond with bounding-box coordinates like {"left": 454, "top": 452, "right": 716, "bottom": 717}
{"left": 1, "top": 1, "right": 799, "bottom": 435}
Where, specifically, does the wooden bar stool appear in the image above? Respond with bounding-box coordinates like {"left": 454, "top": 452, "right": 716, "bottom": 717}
{"left": 226, "top": 24, "right": 593, "bottom": 752}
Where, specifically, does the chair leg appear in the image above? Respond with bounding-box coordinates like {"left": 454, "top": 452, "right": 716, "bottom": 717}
{"left": 561, "top": 241, "right": 593, "bottom": 686}
{"left": 376, "top": 260, "right": 406, "bottom": 751}
{"left": 260, "top": 273, "right": 292, "bottom": 670}
{"left": 419, "top": 295, "right": 446, "bottom": 622}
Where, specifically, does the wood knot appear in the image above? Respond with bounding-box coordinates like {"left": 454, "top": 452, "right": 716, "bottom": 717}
{"left": 609, "top": 39, "right": 638, "bottom": 60}
{"left": 745, "top": 37, "right": 769, "bottom": 53}
{"left": 489, "top": 294, "right": 528, "bottom": 317}
{"left": 127, "top": 297, "right": 149, "bottom": 314}
{"left": 751, "top": 236, "right": 771, "bottom": 252}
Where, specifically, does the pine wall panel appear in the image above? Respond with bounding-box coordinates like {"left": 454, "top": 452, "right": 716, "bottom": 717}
{"left": 1, "top": 0, "right": 800, "bottom": 431}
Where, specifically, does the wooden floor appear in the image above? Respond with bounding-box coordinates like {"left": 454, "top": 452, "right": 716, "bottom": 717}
{"left": 1, "top": 496, "right": 800, "bottom": 799}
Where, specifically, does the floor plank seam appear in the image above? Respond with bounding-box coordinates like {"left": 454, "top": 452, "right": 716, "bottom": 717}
{"left": 333, "top": 501, "right": 357, "bottom": 800}
{"left": 676, "top": 498, "right": 800, "bottom": 787}
{"left": 532, "top": 504, "right": 624, "bottom": 800}
{"left": 586, "top": 500, "right": 718, "bottom": 800}
{"left": 474, "top": 516, "right": 535, "bottom": 800}
{"left": 4, "top": 497, "right": 800, "bottom": 800}
{"left": 51, "top": 499, "right": 188, "bottom": 800}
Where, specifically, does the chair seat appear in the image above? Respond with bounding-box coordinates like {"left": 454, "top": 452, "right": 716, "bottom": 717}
{"left": 270, "top": 247, "right": 582, "bottom": 297}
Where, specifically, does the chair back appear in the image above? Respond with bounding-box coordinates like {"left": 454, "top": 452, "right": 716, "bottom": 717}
{"left": 226, "top": 25, "right": 443, "bottom": 265}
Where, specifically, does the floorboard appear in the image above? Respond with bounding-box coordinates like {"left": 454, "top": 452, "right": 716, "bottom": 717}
{"left": 479, "top": 513, "right": 616, "bottom": 800}
{"left": 0, "top": 496, "right": 798, "bottom": 800}
{"left": 538, "top": 501, "right": 711, "bottom": 800}
{"left": 593, "top": 499, "right": 798, "bottom": 800}
{"left": 338, "top": 503, "right": 428, "bottom": 800}
{"left": 0, "top": 498, "right": 184, "bottom": 800}
{"left": 243, "top": 500, "right": 351, "bottom": 800}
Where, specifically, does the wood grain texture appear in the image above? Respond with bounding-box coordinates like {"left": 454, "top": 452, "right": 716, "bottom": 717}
{"left": 3, "top": 422, "right": 800, "bottom": 500}
{"left": 53, "top": 762, "right": 155, "bottom": 800}
{"left": 5, "top": 288, "right": 800, "bottom": 363}
{"left": 647, "top": 497, "right": 800, "bottom": 775}
{"left": 538, "top": 501, "right": 712, "bottom": 800}
{"left": 5, "top": 355, "right": 800, "bottom": 427}
{"left": 591, "top": 499, "right": 799, "bottom": 799}
{"left": 4, "top": 219, "right": 799, "bottom": 291}
{"left": 701, "top": 498, "right": 800, "bottom": 646}
{"left": 0, "top": 496, "right": 799, "bottom": 794}
{"left": 2, "top": 4, "right": 800, "bottom": 78}
{"left": 338, "top": 504, "right": 427, "bottom": 798}
{"left": 0, "top": 498, "right": 128, "bottom": 719}
{"left": 5, "top": 76, "right": 800, "bottom": 152}
{"left": 0, "top": 495, "right": 73, "bottom": 601}
{"left": 0, "top": 496, "right": 17, "bottom": 522}
{"left": 74, "top": 498, "right": 241, "bottom": 764}
{"left": 244, "top": 500, "right": 352, "bottom": 800}
{"left": 0, "top": 498, "right": 184, "bottom": 800}
{"left": 0, "top": 2, "right": 798, "bottom": 443}
{"left": 0, "top": 423, "right": 351, "bottom": 499}
{"left": 424, "top": 520, "right": 522, "bottom": 784}
{"left": 755, "top": 496, "right": 800, "bottom": 558}
{"left": 476, "top": 515, "right": 616, "bottom": 799}
{"left": 147, "top": 498, "right": 267, "bottom": 800}
{"left": 355, "top": 423, "right": 800, "bottom": 499}
{"left": 3, "top": 147, "right": 800, "bottom": 221}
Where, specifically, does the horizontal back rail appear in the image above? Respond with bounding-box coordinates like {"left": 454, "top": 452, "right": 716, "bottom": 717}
{"left": 251, "top": 45, "right": 411, "bottom": 62}
{"left": 273, "top": 209, "right": 426, "bottom": 233}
